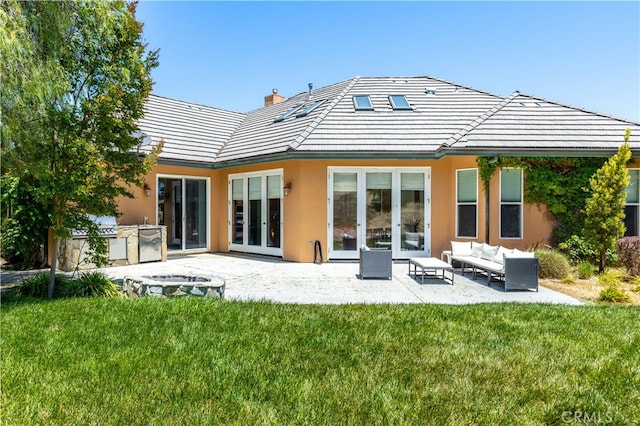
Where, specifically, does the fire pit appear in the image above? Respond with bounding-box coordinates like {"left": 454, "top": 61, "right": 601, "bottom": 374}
{"left": 122, "top": 274, "right": 225, "bottom": 299}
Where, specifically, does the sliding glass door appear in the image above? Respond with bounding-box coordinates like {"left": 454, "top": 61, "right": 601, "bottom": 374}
{"left": 229, "top": 169, "right": 283, "bottom": 256}
{"left": 157, "top": 175, "right": 209, "bottom": 252}
{"left": 328, "top": 168, "right": 430, "bottom": 259}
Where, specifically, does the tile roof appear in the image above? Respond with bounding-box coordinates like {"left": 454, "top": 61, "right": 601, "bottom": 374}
{"left": 449, "top": 92, "right": 640, "bottom": 153}
{"left": 137, "top": 94, "right": 245, "bottom": 165}
{"left": 136, "top": 76, "right": 640, "bottom": 166}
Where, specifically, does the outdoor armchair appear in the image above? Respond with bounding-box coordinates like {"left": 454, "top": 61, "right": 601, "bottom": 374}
{"left": 359, "top": 246, "right": 392, "bottom": 279}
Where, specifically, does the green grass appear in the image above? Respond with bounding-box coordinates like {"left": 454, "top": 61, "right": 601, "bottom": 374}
{"left": 2, "top": 298, "right": 639, "bottom": 425}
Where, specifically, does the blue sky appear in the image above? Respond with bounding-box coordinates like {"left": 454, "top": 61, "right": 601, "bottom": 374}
{"left": 135, "top": 1, "right": 640, "bottom": 122}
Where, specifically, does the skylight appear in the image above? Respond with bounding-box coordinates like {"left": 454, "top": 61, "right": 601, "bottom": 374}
{"left": 295, "top": 100, "right": 326, "bottom": 118}
{"left": 353, "top": 95, "right": 374, "bottom": 111}
{"left": 389, "top": 95, "right": 412, "bottom": 110}
{"left": 274, "top": 104, "right": 303, "bottom": 123}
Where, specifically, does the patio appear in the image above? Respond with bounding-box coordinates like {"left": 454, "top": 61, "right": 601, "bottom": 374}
{"left": 98, "top": 253, "right": 583, "bottom": 305}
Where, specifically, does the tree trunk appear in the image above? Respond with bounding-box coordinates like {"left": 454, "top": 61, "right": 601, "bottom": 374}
{"left": 48, "top": 238, "right": 60, "bottom": 299}
{"left": 599, "top": 249, "right": 606, "bottom": 274}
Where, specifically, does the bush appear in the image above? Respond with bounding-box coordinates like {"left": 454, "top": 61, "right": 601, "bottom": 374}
{"left": 18, "top": 272, "right": 72, "bottom": 298}
{"left": 598, "top": 270, "right": 623, "bottom": 287}
{"left": 15, "top": 271, "right": 120, "bottom": 299}
{"left": 534, "top": 249, "right": 571, "bottom": 279}
{"left": 616, "top": 236, "right": 640, "bottom": 276}
{"left": 57, "top": 272, "right": 121, "bottom": 298}
{"left": 576, "top": 262, "right": 595, "bottom": 280}
{"left": 557, "top": 235, "right": 619, "bottom": 266}
{"left": 599, "top": 286, "right": 630, "bottom": 303}
{"left": 557, "top": 235, "right": 597, "bottom": 265}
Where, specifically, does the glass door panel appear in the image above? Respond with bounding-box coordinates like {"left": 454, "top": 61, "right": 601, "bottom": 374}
{"left": 365, "top": 172, "right": 392, "bottom": 249}
{"left": 185, "top": 179, "right": 207, "bottom": 249}
{"left": 332, "top": 173, "right": 358, "bottom": 251}
{"left": 400, "top": 173, "right": 425, "bottom": 253}
{"left": 168, "top": 180, "right": 183, "bottom": 248}
{"left": 267, "top": 175, "right": 281, "bottom": 248}
{"left": 158, "top": 176, "right": 208, "bottom": 251}
{"left": 232, "top": 178, "right": 244, "bottom": 244}
{"left": 248, "top": 176, "right": 262, "bottom": 247}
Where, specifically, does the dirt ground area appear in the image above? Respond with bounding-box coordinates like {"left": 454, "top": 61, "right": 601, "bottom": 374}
{"left": 541, "top": 273, "right": 640, "bottom": 306}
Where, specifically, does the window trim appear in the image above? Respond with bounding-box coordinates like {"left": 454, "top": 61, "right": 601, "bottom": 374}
{"left": 389, "top": 95, "right": 412, "bottom": 110}
{"left": 353, "top": 95, "right": 374, "bottom": 111}
{"left": 499, "top": 168, "right": 523, "bottom": 240}
{"left": 625, "top": 168, "right": 640, "bottom": 236}
{"left": 455, "top": 168, "right": 478, "bottom": 239}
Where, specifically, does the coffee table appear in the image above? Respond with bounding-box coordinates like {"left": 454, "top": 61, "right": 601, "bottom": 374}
{"left": 409, "top": 257, "right": 454, "bottom": 285}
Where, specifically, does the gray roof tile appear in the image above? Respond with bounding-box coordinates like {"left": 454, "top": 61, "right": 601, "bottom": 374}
{"left": 136, "top": 76, "right": 640, "bottom": 165}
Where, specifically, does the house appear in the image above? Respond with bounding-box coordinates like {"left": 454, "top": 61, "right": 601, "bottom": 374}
{"left": 116, "top": 75, "right": 640, "bottom": 263}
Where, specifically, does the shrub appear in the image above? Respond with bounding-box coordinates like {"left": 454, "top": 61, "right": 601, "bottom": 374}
{"left": 576, "top": 262, "right": 595, "bottom": 280}
{"left": 561, "top": 277, "right": 575, "bottom": 285}
{"left": 557, "top": 235, "right": 597, "bottom": 265}
{"left": 15, "top": 271, "right": 120, "bottom": 299}
{"left": 18, "top": 272, "right": 72, "bottom": 298}
{"left": 616, "top": 236, "right": 640, "bottom": 276}
{"left": 557, "top": 235, "right": 619, "bottom": 266}
{"left": 599, "top": 286, "right": 630, "bottom": 303}
{"left": 58, "top": 272, "right": 121, "bottom": 298}
{"left": 534, "top": 249, "right": 571, "bottom": 279}
{"left": 598, "top": 270, "right": 623, "bottom": 287}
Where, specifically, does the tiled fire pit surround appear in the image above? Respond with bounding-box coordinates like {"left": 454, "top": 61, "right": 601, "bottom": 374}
{"left": 123, "top": 274, "right": 225, "bottom": 299}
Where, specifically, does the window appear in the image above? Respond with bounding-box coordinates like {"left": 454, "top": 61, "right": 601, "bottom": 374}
{"left": 295, "top": 99, "right": 325, "bottom": 118}
{"left": 273, "top": 104, "right": 303, "bottom": 123}
{"left": 456, "top": 169, "right": 477, "bottom": 238}
{"left": 500, "top": 168, "right": 523, "bottom": 239}
{"left": 389, "top": 95, "right": 412, "bottom": 110}
{"left": 353, "top": 95, "right": 374, "bottom": 111}
{"left": 624, "top": 169, "right": 640, "bottom": 236}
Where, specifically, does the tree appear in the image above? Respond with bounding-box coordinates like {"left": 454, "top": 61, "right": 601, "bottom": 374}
{"left": 1, "top": 0, "right": 161, "bottom": 298}
{"left": 583, "top": 129, "right": 632, "bottom": 273}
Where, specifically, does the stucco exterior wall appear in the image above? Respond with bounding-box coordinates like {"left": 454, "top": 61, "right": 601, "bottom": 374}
{"left": 116, "top": 156, "right": 639, "bottom": 263}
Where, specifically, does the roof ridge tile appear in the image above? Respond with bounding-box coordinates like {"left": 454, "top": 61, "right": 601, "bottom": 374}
{"left": 445, "top": 91, "right": 520, "bottom": 147}
{"left": 288, "top": 76, "right": 360, "bottom": 151}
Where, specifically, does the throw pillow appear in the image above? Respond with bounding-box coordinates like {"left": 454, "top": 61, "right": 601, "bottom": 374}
{"left": 451, "top": 241, "right": 472, "bottom": 256}
{"left": 471, "top": 242, "right": 484, "bottom": 257}
{"left": 481, "top": 244, "right": 499, "bottom": 261}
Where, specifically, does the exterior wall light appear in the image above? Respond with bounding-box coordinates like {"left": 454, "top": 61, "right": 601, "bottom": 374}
{"left": 143, "top": 183, "right": 152, "bottom": 197}
{"left": 283, "top": 182, "right": 292, "bottom": 196}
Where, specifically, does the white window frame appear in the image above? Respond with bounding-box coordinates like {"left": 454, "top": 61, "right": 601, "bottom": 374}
{"left": 327, "top": 167, "right": 431, "bottom": 259}
{"left": 499, "top": 168, "right": 523, "bottom": 240}
{"left": 228, "top": 168, "right": 284, "bottom": 257}
{"left": 625, "top": 168, "right": 640, "bottom": 236}
{"left": 455, "top": 168, "right": 478, "bottom": 239}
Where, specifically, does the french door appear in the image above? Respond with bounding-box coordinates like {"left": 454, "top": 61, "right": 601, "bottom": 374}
{"left": 328, "top": 167, "right": 430, "bottom": 260}
{"left": 157, "top": 175, "right": 209, "bottom": 251}
{"left": 229, "top": 169, "right": 283, "bottom": 256}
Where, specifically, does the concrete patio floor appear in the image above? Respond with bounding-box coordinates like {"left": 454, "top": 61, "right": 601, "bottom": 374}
{"left": 94, "top": 253, "right": 583, "bottom": 305}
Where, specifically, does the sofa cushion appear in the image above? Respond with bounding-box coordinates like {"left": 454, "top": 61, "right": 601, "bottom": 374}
{"left": 506, "top": 249, "right": 535, "bottom": 259}
{"left": 451, "top": 241, "right": 472, "bottom": 256}
{"left": 471, "top": 242, "right": 484, "bottom": 258}
{"left": 493, "top": 246, "right": 513, "bottom": 265}
{"left": 481, "top": 244, "right": 498, "bottom": 261}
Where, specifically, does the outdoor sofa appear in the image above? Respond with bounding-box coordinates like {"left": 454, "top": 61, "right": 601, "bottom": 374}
{"left": 449, "top": 241, "right": 538, "bottom": 291}
{"left": 359, "top": 245, "right": 392, "bottom": 279}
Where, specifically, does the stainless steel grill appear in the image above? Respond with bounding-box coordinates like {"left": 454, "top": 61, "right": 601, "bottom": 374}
{"left": 71, "top": 215, "right": 118, "bottom": 238}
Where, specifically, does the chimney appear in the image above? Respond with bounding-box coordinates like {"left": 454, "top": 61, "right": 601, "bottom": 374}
{"left": 264, "top": 88, "right": 285, "bottom": 107}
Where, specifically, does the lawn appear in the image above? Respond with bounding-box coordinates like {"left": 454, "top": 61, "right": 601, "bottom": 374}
{"left": 1, "top": 297, "right": 639, "bottom": 425}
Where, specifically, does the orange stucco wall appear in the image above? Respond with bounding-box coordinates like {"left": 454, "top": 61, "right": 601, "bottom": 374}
{"left": 116, "top": 156, "right": 638, "bottom": 263}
